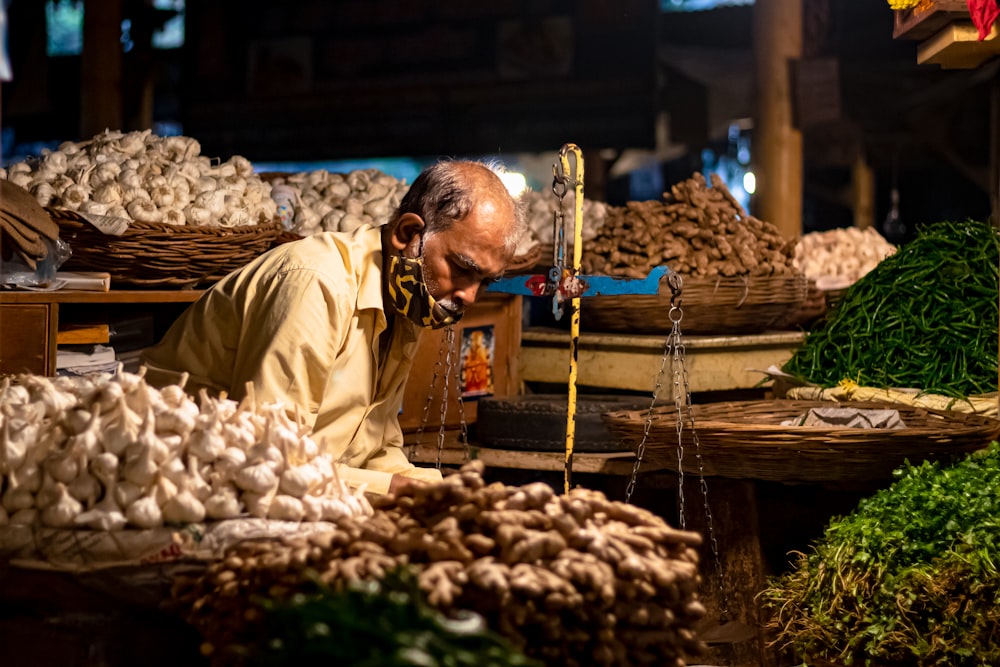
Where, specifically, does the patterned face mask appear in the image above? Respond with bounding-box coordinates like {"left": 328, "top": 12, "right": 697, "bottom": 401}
{"left": 385, "top": 240, "right": 461, "bottom": 329}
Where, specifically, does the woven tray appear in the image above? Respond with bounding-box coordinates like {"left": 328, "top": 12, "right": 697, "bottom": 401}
{"left": 51, "top": 208, "right": 282, "bottom": 288}
{"left": 603, "top": 399, "right": 1000, "bottom": 483}
{"left": 505, "top": 243, "right": 544, "bottom": 274}
{"left": 580, "top": 272, "right": 810, "bottom": 335}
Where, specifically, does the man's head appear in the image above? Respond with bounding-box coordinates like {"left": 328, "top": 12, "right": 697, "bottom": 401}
{"left": 386, "top": 160, "right": 525, "bottom": 325}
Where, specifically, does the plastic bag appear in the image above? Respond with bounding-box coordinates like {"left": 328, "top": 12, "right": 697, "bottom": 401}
{"left": 0, "top": 236, "right": 72, "bottom": 288}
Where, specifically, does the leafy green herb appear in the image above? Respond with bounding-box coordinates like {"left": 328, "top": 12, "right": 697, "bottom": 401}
{"left": 782, "top": 219, "right": 999, "bottom": 398}
{"left": 761, "top": 441, "right": 1000, "bottom": 666}
{"left": 237, "top": 567, "right": 542, "bottom": 667}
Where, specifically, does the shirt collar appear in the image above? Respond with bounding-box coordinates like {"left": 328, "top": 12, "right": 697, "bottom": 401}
{"left": 356, "top": 224, "right": 387, "bottom": 312}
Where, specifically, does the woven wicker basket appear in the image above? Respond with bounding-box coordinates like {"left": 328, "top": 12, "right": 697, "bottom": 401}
{"left": 51, "top": 208, "right": 282, "bottom": 288}
{"left": 580, "top": 272, "right": 810, "bottom": 335}
{"left": 505, "top": 243, "right": 545, "bottom": 274}
{"left": 603, "top": 399, "right": 1000, "bottom": 483}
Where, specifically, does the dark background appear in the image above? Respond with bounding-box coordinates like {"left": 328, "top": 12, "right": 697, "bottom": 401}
{"left": 2, "top": 0, "right": 996, "bottom": 236}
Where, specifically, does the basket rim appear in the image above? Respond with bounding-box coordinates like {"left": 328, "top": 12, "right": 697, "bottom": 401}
{"left": 605, "top": 399, "right": 1000, "bottom": 434}
{"left": 48, "top": 206, "right": 282, "bottom": 236}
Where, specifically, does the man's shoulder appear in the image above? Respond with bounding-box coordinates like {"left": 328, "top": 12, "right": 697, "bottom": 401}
{"left": 275, "top": 225, "right": 381, "bottom": 279}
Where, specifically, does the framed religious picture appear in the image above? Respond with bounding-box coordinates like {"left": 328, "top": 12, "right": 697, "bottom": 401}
{"left": 460, "top": 325, "right": 495, "bottom": 398}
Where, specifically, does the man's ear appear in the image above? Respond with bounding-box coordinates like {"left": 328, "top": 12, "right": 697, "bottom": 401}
{"left": 391, "top": 213, "right": 425, "bottom": 252}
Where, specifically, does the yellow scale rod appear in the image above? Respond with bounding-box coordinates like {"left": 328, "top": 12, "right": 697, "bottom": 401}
{"left": 560, "top": 144, "right": 584, "bottom": 494}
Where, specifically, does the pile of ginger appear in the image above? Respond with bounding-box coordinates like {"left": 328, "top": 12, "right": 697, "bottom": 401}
{"left": 581, "top": 172, "right": 796, "bottom": 278}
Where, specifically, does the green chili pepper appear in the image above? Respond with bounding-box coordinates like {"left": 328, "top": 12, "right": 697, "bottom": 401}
{"left": 783, "top": 219, "right": 999, "bottom": 398}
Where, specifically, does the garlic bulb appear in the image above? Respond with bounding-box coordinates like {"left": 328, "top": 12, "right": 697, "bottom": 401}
{"left": 126, "top": 496, "right": 163, "bottom": 529}
{"left": 204, "top": 486, "right": 242, "bottom": 520}
{"left": 241, "top": 488, "right": 276, "bottom": 519}
{"left": 267, "top": 494, "right": 305, "bottom": 521}
{"left": 2, "top": 484, "right": 35, "bottom": 513}
{"left": 10, "top": 508, "right": 38, "bottom": 526}
{"left": 41, "top": 483, "right": 83, "bottom": 528}
{"left": 234, "top": 462, "right": 278, "bottom": 494}
{"left": 162, "top": 489, "right": 205, "bottom": 525}
{"left": 101, "top": 395, "right": 142, "bottom": 455}
{"left": 279, "top": 462, "right": 324, "bottom": 498}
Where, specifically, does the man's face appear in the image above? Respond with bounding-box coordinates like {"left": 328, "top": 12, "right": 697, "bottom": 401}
{"left": 413, "top": 197, "right": 512, "bottom": 320}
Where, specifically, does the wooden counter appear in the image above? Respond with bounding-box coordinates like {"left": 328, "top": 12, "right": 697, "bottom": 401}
{"left": 519, "top": 327, "right": 805, "bottom": 394}
{"left": 0, "top": 290, "right": 203, "bottom": 376}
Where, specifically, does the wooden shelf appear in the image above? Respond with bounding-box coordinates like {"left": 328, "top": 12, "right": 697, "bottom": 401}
{"left": 917, "top": 20, "right": 1000, "bottom": 69}
{"left": 893, "top": 0, "right": 969, "bottom": 40}
{"left": 56, "top": 323, "right": 110, "bottom": 345}
{"left": 0, "top": 289, "right": 203, "bottom": 305}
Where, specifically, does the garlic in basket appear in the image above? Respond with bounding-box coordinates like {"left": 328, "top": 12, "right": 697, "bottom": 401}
{"left": 2, "top": 129, "right": 278, "bottom": 227}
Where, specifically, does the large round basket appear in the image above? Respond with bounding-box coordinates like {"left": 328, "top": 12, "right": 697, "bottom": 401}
{"left": 603, "top": 399, "right": 1000, "bottom": 483}
{"left": 580, "top": 273, "right": 810, "bottom": 335}
{"left": 51, "top": 208, "right": 282, "bottom": 289}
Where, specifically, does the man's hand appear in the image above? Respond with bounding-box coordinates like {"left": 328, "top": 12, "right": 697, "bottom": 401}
{"left": 388, "top": 474, "right": 423, "bottom": 496}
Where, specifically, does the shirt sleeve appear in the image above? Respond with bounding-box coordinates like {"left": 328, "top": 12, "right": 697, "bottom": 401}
{"left": 229, "top": 267, "right": 347, "bottom": 431}
{"left": 336, "top": 454, "right": 443, "bottom": 496}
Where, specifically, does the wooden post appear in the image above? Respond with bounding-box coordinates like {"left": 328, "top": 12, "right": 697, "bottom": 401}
{"left": 851, "top": 152, "right": 875, "bottom": 230}
{"left": 81, "top": 0, "right": 123, "bottom": 137}
{"left": 752, "top": 0, "right": 803, "bottom": 240}
{"left": 993, "top": 72, "right": 999, "bottom": 409}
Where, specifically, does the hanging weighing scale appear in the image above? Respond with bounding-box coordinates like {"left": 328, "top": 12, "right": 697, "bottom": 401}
{"left": 488, "top": 144, "right": 667, "bottom": 494}
{"left": 412, "top": 144, "right": 746, "bottom": 644}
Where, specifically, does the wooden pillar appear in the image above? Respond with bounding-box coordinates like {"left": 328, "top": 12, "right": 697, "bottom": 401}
{"left": 752, "top": 0, "right": 803, "bottom": 239}
{"left": 992, "top": 70, "right": 1000, "bottom": 229}
{"left": 688, "top": 478, "right": 778, "bottom": 667}
{"left": 851, "top": 152, "right": 875, "bottom": 230}
{"left": 993, "top": 73, "right": 999, "bottom": 407}
{"left": 80, "top": 0, "right": 123, "bottom": 137}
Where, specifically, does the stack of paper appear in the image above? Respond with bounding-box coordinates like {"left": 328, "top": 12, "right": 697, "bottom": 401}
{"left": 56, "top": 344, "right": 118, "bottom": 376}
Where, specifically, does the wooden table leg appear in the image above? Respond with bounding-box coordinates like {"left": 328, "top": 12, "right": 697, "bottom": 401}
{"left": 683, "top": 476, "right": 780, "bottom": 667}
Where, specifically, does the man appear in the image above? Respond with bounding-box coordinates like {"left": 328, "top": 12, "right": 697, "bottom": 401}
{"left": 142, "top": 160, "right": 525, "bottom": 495}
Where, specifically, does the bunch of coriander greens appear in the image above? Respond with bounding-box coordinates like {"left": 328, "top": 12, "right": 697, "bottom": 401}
{"left": 761, "top": 441, "right": 1000, "bottom": 666}
{"left": 235, "top": 566, "right": 541, "bottom": 667}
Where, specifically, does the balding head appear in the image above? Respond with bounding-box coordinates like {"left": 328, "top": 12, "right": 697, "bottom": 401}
{"left": 391, "top": 160, "right": 526, "bottom": 257}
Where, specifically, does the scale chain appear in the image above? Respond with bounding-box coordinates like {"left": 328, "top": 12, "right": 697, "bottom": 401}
{"left": 436, "top": 327, "right": 456, "bottom": 469}
{"left": 453, "top": 330, "right": 471, "bottom": 460}
{"left": 623, "top": 272, "right": 730, "bottom": 623}
{"left": 679, "top": 332, "right": 730, "bottom": 622}
{"left": 624, "top": 329, "right": 674, "bottom": 504}
{"left": 408, "top": 327, "right": 449, "bottom": 462}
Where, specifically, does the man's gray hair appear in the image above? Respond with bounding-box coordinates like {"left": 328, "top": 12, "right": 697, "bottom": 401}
{"left": 392, "top": 159, "right": 527, "bottom": 256}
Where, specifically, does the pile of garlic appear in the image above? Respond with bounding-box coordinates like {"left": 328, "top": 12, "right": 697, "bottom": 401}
{"left": 269, "top": 169, "right": 542, "bottom": 263}
{"left": 0, "top": 129, "right": 278, "bottom": 227}
{"left": 523, "top": 188, "right": 608, "bottom": 247}
{"left": 0, "top": 371, "right": 371, "bottom": 531}
{"left": 793, "top": 226, "right": 897, "bottom": 290}
{"left": 267, "top": 168, "right": 410, "bottom": 236}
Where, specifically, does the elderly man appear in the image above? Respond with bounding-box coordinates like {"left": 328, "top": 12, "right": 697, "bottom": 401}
{"left": 142, "top": 160, "right": 525, "bottom": 495}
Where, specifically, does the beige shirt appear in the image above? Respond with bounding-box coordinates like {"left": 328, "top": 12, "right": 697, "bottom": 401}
{"left": 142, "top": 225, "right": 443, "bottom": 494}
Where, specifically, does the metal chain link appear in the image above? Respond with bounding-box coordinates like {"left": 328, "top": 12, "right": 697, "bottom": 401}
{"left": 623, "top": 271, "right": 731, "bottom": 622}
{"left": 408, "top": 331, "right": 449, "bottom": 462}
{"left": 452, "top": 329, "right": 471, "bottom": 460}
{"left": 678, "top": 328, "right": 731, "bottom": 622}
{"left": 669, "top": 311, "right": 687, "bottom": 530}
{"left": 624, "top": 326, "right": 675, "bottom": 504}
{"left": 435, "top": 327, "right": 456, "bottom": 469}
{"left": 625, "top": 272, "right": 685, "bottom": 507}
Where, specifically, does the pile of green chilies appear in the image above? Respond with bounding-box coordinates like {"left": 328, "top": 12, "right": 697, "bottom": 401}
{"left": 782, "top": 219, "right": 999, "bottom": 398}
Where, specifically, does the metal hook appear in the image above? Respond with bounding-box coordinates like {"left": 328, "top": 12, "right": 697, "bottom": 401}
{"left": 666, "top": 271, "right": 684, "bottom": 308}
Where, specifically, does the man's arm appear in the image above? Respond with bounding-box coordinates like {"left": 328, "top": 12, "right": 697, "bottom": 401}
{"left": 229, "top": 268, "right": 346, "bottom": 428}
